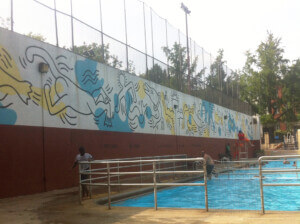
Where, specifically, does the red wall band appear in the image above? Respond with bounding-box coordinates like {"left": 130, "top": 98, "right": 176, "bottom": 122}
{"left": 0, "top": 124, "right": 258, "bottom": 198}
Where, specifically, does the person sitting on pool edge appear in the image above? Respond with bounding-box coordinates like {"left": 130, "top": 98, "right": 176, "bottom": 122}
{"left": 201, "top": 151, "right": 217, "bottom": 180}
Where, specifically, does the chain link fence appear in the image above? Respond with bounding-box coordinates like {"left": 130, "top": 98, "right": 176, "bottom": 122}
{"left": 1, "top": 0, "right": 252, "bottom": 115}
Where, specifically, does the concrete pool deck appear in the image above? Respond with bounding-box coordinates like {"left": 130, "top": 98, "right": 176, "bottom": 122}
{"left": 1, "top": 187, "right": 300, "bottom": 224}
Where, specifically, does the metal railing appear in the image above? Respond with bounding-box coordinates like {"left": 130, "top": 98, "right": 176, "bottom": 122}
{"left": 79, "top": 154, "right": 188, "bottom": 193}
{"left": 79, "top": 157, "right": 208, "bottom": 211}
{"left": 258, "top": 155, "right": 300, "bottom": 214}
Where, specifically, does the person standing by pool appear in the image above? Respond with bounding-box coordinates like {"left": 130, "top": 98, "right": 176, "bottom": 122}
{"left": 72, "top": 146, "right": 93, "bottom": 197}
{"left": 225, "top": 143, "right": 232, "bottom": 160}
{"left": 201, "top": 151, "right": 215, "bottom": 180}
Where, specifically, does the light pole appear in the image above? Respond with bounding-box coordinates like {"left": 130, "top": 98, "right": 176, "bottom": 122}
{"left": 181, "top": 3, "right": 191, "bottom": 94}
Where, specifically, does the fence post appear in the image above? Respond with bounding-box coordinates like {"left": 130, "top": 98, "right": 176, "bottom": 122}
{"left": 70, "top": 0, "right": 74, "bottom": 51}
{"left": 165, "top": 18, "right": 170, "bottom": 87}
{"left": 53, "top": 0, "right": 59, "bottom": 47}
{"left": 150, "top": 7, "right": 155, "bottom": 80}
{"left": 10, "top": 0, "right": 14, "bottom": 31}
{"left": 99, "top": 0, "right": 105, "bottom": 60}
{"left": 142, "top": 2, "right": 148, "bottom": 79}
{"left": 123, "top": 0, "right": 129, "bottom": 72}
{"left": 107, "top": 163, "right": 111, "bottom": 210}
{"left": 153, "top": 161, "right": 157, "bottom": 210}
{"left": 178, "top": 29, "right": 182, "bottom": 91}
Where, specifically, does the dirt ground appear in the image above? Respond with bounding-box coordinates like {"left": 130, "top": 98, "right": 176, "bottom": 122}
{"left": 1, "top": 187, "right": 300, "bottom": 224}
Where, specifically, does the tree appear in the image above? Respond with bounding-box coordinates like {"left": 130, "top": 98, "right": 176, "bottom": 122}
{"left": 163, "top": 42, "right": 197, "bottom": 93}
{"left": 140, "top": 64, "right": 168, "bottom": 85}
{"left": 73, "top": 42, "right": 135, "bottom": 74}
{"left": 280, "top": 59, "right": 300, "bottom": 122}
{"left": 239, "top": 32, "right": 289, "bottom": 116}
{"left": 27, "top": 32, "right": 46, "bottom": 42}
{"left": 207, "top": 49, "right": 227, "bottom": 91}
{"left": 73, "top": 42, "right": 117, "bottom": 66}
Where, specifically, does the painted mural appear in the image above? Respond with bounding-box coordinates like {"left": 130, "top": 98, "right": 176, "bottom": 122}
{"left": 0, "top": 28, "right": 259, "bottom": 140}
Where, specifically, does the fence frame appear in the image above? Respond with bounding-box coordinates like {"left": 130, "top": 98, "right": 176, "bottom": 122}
{"left": 79, "top": 157, "right": 208, "bottom": 211}
{"left": 258, "top": 155, "right": 300, "bottom": 214}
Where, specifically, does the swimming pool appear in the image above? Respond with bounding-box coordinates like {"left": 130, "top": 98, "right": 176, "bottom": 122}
{"left": 113, "top": 160, "right": 300, "bottom": 211}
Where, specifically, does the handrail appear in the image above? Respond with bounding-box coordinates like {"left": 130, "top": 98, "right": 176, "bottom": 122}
{"left": 79, "top": 157, "right": 208, "bottom": 211}
{"left": 80, "top": 157, "right": 195, "bottom": 164}
{"left": 258, "top": 155, "right": 300, "bottom": 214}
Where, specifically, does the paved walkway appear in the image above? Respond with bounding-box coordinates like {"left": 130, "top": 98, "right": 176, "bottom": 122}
{"left": 1, "top": 188, "right": 300, "bottom": 224}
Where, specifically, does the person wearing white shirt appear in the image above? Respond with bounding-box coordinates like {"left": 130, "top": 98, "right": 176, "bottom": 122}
{"left": 72, "top": 146, "right": 93, "bottom": 197}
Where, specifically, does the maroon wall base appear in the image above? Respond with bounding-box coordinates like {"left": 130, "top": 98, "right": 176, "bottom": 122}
{"left": 0, "top": 125, "right": 259, "bottom": 198}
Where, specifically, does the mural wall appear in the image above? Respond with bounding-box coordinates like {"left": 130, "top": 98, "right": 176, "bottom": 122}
{"left": 0, "top": 28, "right": 259, "bottom": 140}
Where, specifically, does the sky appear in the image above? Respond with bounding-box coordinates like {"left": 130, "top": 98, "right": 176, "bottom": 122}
{"left": 0, "top": 0, "right": 299, "bottom": 72}
{"left": 142, "top": 0, "right": 300, "bottom": 70}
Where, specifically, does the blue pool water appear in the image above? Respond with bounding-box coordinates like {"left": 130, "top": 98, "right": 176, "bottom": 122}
{"left": 113, "top": 160, "right": 300, "bottom": 211}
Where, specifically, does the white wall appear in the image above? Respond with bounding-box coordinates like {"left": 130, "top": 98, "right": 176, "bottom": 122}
{"left": 0, "top": 28, "right": 260, "bottom": 140}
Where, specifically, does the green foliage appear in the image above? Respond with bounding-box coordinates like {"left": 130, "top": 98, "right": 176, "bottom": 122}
{"left": 280, "top": 59, "right": 300, "bottom": 122}
{"left": 144, "top": 64, "right": 168, "bottom": 85}
{"left": 240, "top": 32, "right": 289, "bottom": 119}
{"left": 73, "top": 42, "right": 135, "bottom": 74}
{"left": 73, "top": 42, "right": 116, "bottom": 66}
{"left": 205, "top": 49, "right": 240, "bottom": 98}
{"left": 162, "top": 42, "right": 198, "bottom": 92}
{"left": 274, "top": 129, "right": 288, "bottom": 135}
{"left": 260, "top": 114, "right": 276, "bottom": 125}
{"left": 274, "top": 129, "right": 288, "bottom": 140}
{"left": 207, "top": 49, "right": 226, "bottom": 90}
{"left": 26, "top": 32, "right": 46, "bottom": 42}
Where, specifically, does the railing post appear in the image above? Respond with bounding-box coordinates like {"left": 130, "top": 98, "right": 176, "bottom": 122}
{"left": 153, "top": 161, "right": 157, "bottom": 210}
{"left": 173, "top": 155, "right": 176, "bottom": 179}
{"left": 89, "top": 163, "right": 92, "bottom": 199}
{"left": 203, "top": 159, "right": 208, "bottom": 212}
{"left": 107, "top": 163, "right": 111, "bottom": 210}
{"left": 79, "top": 163, "right": 82, "bottom": 204}
{"left": 140, "top": 157, "right": 143, "bottom": 183}
{"left": 259, "top": 158, "right": 265, "bottom": 214}
{"left": 185, "top": 155, "right": 188, "bottom": 171}
{"left": 117, "top": 162, "right": 120, "bottom": 192}
{"left": 158, "top": 156, "right": 161, "bottom": 182}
